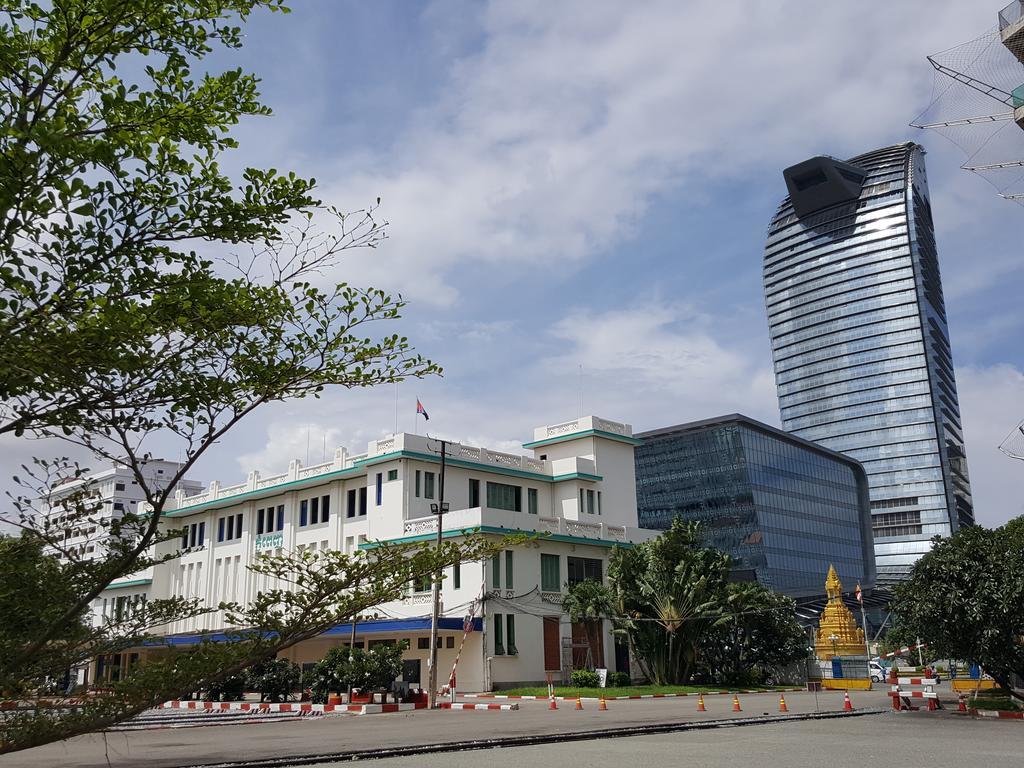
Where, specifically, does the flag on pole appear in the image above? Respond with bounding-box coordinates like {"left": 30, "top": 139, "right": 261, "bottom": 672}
{"left": 416, "top": 399, "right": 429, "bottom": 421}
{"left": 855, "top": 582, "right": 863, "bottom": 604}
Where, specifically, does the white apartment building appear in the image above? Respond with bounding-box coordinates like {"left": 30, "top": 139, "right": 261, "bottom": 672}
{"left": 94, "top": 417, "right": 660, "bottom": 691}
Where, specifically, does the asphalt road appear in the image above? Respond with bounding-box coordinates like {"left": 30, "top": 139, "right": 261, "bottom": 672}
{"left": 314, "top": 713, "right": 1024, "bottom": 768}
{"left": 2, "top": 689, "right": 998, "bottom": 768}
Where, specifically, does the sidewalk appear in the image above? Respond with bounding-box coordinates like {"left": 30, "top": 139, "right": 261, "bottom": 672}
{"left": 3, "top": 689, "right": 894, "bottom": 768}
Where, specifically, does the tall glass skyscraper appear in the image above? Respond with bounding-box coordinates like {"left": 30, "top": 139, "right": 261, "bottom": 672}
{"left": 764, "top": 142, "right": 973, "bottom": 585}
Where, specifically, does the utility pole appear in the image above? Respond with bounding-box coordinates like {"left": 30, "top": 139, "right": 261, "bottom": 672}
{"left": 427, "top": 440, "right": 449, "bottom": 708}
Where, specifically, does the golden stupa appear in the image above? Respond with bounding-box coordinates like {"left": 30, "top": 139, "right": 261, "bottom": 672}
{"left": 814, "top": 564, "right": 866, "bottom": 660}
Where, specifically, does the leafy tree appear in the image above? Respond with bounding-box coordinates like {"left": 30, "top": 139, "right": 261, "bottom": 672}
{"left": 890, "top": 517, "right": 1024, "bottom": 701}
{"left": 346, "top": 641, "right": 408, "bottom": 692}
{"left": 0, "top": 534, "right": 500, "bottom": 752}
{"left": 697, "top": 582, "right": 807, "bottom": 686}
{"left": 562, "top": 578, "right": 614, "bottom": 669}
{"left": 608, "top": 520, "right": 731, "bottom": 685}
{"left": 0, "top": 0, "right": 462, "bottom": 752}
{"left": 246, "top": 658, "right": 301, "bottom": 703}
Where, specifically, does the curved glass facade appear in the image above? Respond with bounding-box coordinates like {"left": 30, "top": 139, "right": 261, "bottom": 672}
{"left": 635, "top": 416, "right": 875, "bottom": 598}
{"left": 764, "top": 143, "right": 974, "bottom": 585}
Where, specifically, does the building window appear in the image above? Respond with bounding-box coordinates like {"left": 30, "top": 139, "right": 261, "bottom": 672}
{"left": 415, "top": 470, "right": 421, "bottom": 498}
{"left": 412, "top": 574, "right": 431, "bottom": 593}
{"left": 567, "top": 556, "right": 602, "bottom": 586}
{"left": 276, "top": 505, "right": 284, "bottom": 531}
{"left": 387, "top": 469, "right": 398, "bottom": 482}
{"left": 114, "top": 482, "right": 125, "bottom": 491}
{"left": 311, "top": 496, "right": 320, "bottom": 525}
{"left": 234, "top": 513, "right": 243, "bottom": 539}
{"left": 597, "top": 491, "right": 602, "bottom": 516}
{"left": 321, "top": 495, "right": 330, "bottom": 523}
{"left": 424, "top": 472, "right": 435, "bottom": 500}
{"left": 579, "top": 488, "right": 585, "bottom": 512}
{"left": 376, "top": 473, "right": 383, "bottom": 506}
{"left": 217, "top": 517, "right": 225, "bottom": 543}
{"left": 197, "top": 522, "right": 205, "bottom": 546}
{"left": 300, "top": 499, "right": 308, "bottom": 527}
{"left": 113, "top": 502, "right": 124, "bottom": 511}
{"left": 446, "top": 636, "right": 455, "bottom": 649}
{"left": 344, "top": 536, "right": 354, "bottom": 554}
{"left": 347, "top": 488, "right": 357, "bottom": 518}
{"left": 491, "top": 553, "right": 501, "bottom": 589}
{"left": 505, "top": 614, "right": 517, "bottom": 655}
{"left": 587, "top": 489, "right": 596, "bottom": 515}
{"left": 417, "top": 637, "right": 430, "bottom": 650}
{"left": 527, "top": 488, "right": 538, "bottom": 515}
{"left": 541, "top": 554, "right": 560, "bottom": 591}
{"left": 493, "top": 612, "right": 504, "bottom": 655}
{"left": 359, "top": 487, "right": 367, "bottom": 516}
{"left": 505, "top": 550, "right": 514, "bottom": 590}
{"left": 486, "top": 482, "right": 521, "bottom": 512}
{"left": 188, "top": 523, "right": 197, "bottom": 548}
{"left": 469, "top": 479, "right": 480, "bottom": 508}
{"left": 453, "top": 561, "right": 461, "bottom": 589}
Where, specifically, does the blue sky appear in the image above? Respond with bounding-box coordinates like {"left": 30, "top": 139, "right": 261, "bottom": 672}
{"left": 4, "top": 1, "right": 1022, "bottom": 527}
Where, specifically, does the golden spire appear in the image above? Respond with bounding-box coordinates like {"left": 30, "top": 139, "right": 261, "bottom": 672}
{"left": 815, "top": 565, "right": 866, "bottom": 660}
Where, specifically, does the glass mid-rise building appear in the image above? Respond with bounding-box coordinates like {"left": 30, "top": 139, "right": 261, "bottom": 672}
{"left": 764, "top": 142, "right": 973, "bottom": 585}
{"left": 635, "top": 415, "right": 875, "bottom": 598}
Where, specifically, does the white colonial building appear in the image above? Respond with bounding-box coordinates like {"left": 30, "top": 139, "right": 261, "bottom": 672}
{"left": 95, "top": 417, "right": 660, "bottom": 691}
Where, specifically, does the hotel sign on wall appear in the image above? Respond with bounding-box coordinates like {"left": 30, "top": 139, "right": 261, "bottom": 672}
{"left": 255, "top": 533, "right": 284, "bottom": 554}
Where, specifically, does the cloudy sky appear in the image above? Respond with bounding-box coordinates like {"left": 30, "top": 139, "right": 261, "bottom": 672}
{"left": 5, "top": 1, "right": 1023, "bottom": 528}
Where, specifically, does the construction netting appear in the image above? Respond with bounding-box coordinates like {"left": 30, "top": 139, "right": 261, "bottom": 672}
{"left": 912, "top": 28, "right": 1024, "bottom": 202}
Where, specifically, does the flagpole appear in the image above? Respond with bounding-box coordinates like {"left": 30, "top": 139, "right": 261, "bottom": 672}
{"left": 858, "top": 585, "right": 871, "bottom": 661}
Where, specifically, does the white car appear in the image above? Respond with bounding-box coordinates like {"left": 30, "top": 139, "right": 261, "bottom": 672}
{"left": 869, "top": 662, "right": 887, "bottom": 683}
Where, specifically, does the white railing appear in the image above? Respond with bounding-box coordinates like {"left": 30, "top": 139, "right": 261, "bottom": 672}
{"left": 257, "top": 473, "right": 287, "bottom": 489}
{"left": 405, "top": 593, "right": 432, "bottom": 605}
{"left": 298, "top": 461, "right": 333, "bottom": 480}
{"left": 403, "top": 516, "right": 438, "bottom": 536}
{"left": 545, "top": 419, "right": 580, "bottom": 437}
{"left": 540, "top": 591, "right": 563, "bottom": 605}
{"left": 564, "top": 520, "right": 601, "bottom": 538}
{"left": 219, "top": 483, "right": 246, "bottom": 496}
{"left": 605, "top": 525, "right": 627, "bottom": 541}
{"left": 592, "top": 416, "right": 631, "bottom": 437}
{"left": 374, "top": 437, "right": 396, "bottom": 454}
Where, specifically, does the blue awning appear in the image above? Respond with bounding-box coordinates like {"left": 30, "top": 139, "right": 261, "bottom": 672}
{"left": 157, "top": 616, "right": 482, "bottom": 647}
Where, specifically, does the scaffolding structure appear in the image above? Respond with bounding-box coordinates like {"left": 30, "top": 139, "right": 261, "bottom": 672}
{"left": 912, "top": 2, "right": 1024, "bottom": 203}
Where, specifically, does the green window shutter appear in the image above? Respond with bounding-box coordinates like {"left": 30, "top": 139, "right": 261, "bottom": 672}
{"left": 527, "top": 488, "right": 538, "bottom": 514}
{"left": 506, "top": 614, "right": 517, "bottom": 655}
{"left": 453, "top": 561, "right": 461, "bottom": 590}
{"left": 491, "top": 553, "right": 501, "bottom": 589}
{"left": 541, "top": 554, "right": 560, "bottom": 592}
{"left": 486, "top": 482, "right": 522, "bottom": 512}
{"left": 505, "top": 550, "right": 513, "bottom": 590}
{"left": 415, "top": 470, "right": 421, "bottom": 497}
{"left": 493, "top": 612, "right": 504, "bottom": 655}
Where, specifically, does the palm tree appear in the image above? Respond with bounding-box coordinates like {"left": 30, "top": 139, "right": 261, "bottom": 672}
{"left": 562, "top": 579, "right": 614, "bottom": 669}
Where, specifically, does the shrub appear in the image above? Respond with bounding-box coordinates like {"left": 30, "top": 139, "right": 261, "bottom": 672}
{"left": 606, "top": 671, "right": 631, "bottom": 688}
{"left": 246, "top": 659, "right": 302, "bottom": 703}
{"left": 570, "top": 669, "right": 601, "bottom": 688}
{"left": 203, "top": 674, "right": 246, "bottom": 702}
{"left": 307, "top": 641, "right": 410, "bottom": 703}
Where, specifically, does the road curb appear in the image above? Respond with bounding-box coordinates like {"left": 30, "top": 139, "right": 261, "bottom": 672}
{"left": 173, "top": 707, "right": 888, "bottom": 768}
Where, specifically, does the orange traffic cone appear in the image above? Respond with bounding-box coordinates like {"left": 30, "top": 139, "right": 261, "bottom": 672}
{"left": 599, "top": 696, "right": 607, "bottom": 711}
{"left": 575, "top": 696, "right": 584, "bottom": 711}
{"left": 843, "top": 691, "right": 853, "bottom": 711}
{"left": 548, "top": 695, "right": 558, "bottom": 711}
{"left": 779, "top": 694, "right": 789, "bottom": 713}
{"left": 732, "top": 694, "right": 742, "bottom": 712}
{"left": 696, "top": 693, "right": 706, "bottom": 712}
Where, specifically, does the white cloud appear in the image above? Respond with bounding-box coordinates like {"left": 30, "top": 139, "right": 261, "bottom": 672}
{"left": 543, "top": 303, "right": 778, "bottom": 429}
{"left": 317, "top": 0, "right": 993, "bottom": 305}
{"left": 956, "top": 364, "right": 1024, "bottom": 527}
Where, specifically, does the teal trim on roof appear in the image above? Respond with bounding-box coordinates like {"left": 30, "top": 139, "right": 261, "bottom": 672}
{"left": 522, "top": 429, "right": 643, "bottom": 449}
{"left": 359, "top": 524, "right": 632, "bottom": 551}
{"left": 106, "top": 578, "right": 152, "bottom": 590}
{"left": 164, "top": 466, "right": 365, "bottom": 517}
{"left": 356, "top": 450, "right": 602, "bottom": 484}
{"left": 165, "top": 449, "right": 601, "bottom": 519}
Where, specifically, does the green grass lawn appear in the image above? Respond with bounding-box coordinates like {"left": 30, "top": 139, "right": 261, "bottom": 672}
{"left": 490, "top": 684, "right": 792, "bottom": 698}
{"left": 967, "top": 690, "right": 1022, "bottom": 712}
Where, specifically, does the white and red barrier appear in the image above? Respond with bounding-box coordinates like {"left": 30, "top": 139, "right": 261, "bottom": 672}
{"left": 881, "top": 643, "right": 927, "bottom": 660}
{"left": 440, "top": 702, "right": 519, "bottom": 711}
{"left": 889, "top": 667, "right": 942, "bottom": 712}
{"left": 159, "top": 700, "right": 426, "bottom": 716}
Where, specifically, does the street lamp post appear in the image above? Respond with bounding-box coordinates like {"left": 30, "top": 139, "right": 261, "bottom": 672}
{"left": 427, "top": 440, "right": 449, "bottom": 709}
